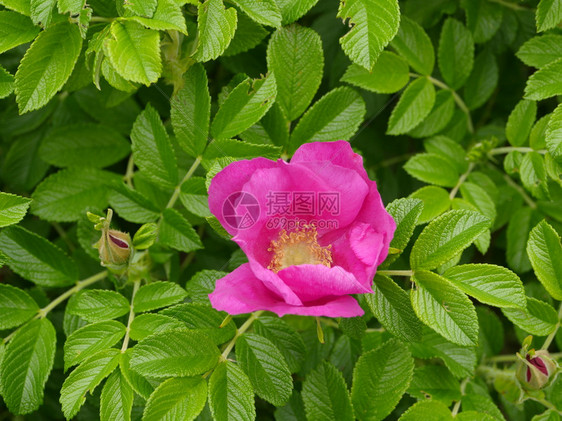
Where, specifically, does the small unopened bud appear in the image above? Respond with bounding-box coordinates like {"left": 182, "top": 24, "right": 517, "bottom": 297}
{"left": 96, "top": 229, "right": 131, "bottom": 269}
{"left": 516, "top": 349, "right": 558, "bottom": 390}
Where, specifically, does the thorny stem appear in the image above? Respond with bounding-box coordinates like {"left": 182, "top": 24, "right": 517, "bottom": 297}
{"left": 121, "top": 280, "right": 141, "bottom": 352}
{"left": 2, "top": 271, "right": 108, "bottom": 344}
{"left": 377, "top": 270, "right": 414, "bottom": 277}
{"left": 541, "top": 303, "right": 562, "bottom": 350}
{"left": 449, "top": 163, "right": 475, "bottom": 200}
{"left": 220, "top": 311, "right": 264, "bottom": 359}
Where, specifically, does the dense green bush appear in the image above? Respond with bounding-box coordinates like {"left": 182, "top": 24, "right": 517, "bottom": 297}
{"left": 1, "top": 0, "right": 562, "bottom": 419}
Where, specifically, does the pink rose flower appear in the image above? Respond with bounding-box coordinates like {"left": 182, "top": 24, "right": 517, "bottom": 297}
{"left": 208, "top": 141, "right": 396, "bottom": 317}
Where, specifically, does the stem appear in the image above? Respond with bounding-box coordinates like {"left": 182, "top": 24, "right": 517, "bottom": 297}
{"left": 121, "top": 280, "right": 141, "bottom": 352}
{"left": 501, "top": 171, "right": 537, "bottom": 210}
{"left": 489, "top": 0, "right": 529, "bottom": 11}
{"left": 52, "top": 222, "right": 75, "bottom": 252}
{"left": 489, "top": 147, "right": 547, "bottom": 156}
{"left": 485, "top": 352, "right": 562, "bottom": 363}
{"left": 541, "top": 303, "right": 562, "bottom": 350}
{"left": 3, "top": 271, "right": 108, "bottom": 344}
{"left": 449, "top": 163, "right": 475, "bottom": 200}
{"left": 90, "top": 16, "right": 113, "bottom": 23}
{"left": 451, "top": 377, "right": 469, "bottom": 416}
{"left": 220, "top": 311, "right": 264, "bottom": 359}
{"left": 124, "top": 155, "right": 135, "bottom": 189}
{"left": 528, "top": 397, "right": 562, "bottom": 415}
{"left": 377, "top": 270, "right": 414, "bottom": 277}
{"left": 163, "top": 156, "right": 203, "bottom": 212}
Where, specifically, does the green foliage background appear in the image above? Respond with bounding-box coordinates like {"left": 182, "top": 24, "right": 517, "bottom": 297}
{"left": 1, "top": 0, "right": 562, "bottom": 420}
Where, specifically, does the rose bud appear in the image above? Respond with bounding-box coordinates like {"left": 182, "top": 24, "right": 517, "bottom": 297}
{"left": 95, "top": 229, "right": 132, "bottom": 270}
{"left": 516, "top": 349, "right": 558, "bottom": 390}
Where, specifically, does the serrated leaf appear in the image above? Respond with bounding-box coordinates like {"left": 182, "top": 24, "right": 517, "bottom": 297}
{"left": 351, "top": 339, "right": 414, "bottom": 421}
{"left": 524, "top": 57, "right": 562, "bottom": 101}
{"left": 130, "top": 330, "right": 220, "bottom": 377}
{"left": 463, "top": 49, "right": 498, "bottom": 110}
{"left": 423, "top": 136, "right": 468, "bottom": 174}
{"left": 0, "top": 284, "right": 38, "bottom": 330}
{"left": 507, "top": 207, "right": 538, "bottom": 274}
{"left": 133, "top": 281, "right": 187, "bottom": 313}
{"left": 64, "top": 320, "right": 126, "bottom": 371}
{"left": 171, "top": 63, "right": 210, "bottom": 158}
{"left": 341, "top": 51, "right": 409, "bottom": 94}
{"left": 527, "top": 220, "right": 562, "bottom": 300}
{"left": 109, "top": 183, "right": 160, "bottom": 224}
{"left": 15, "top": 22, "right": 82, "bottom": 113}
{"left": 131, "top": 104, "right": 178, "bottom": 190}
{"left": 289, "top": 87, "right": 365, "bottom": 153}
{"left": 385, "top": 198, "right": 423, "bottom": 260}
{"left": 0, "top": 319, "right": 56, "bottom": 415}
{"left": 67, "top": 290, "right": 130, "bottom": 323}
{"left": 0, "top": 11, "right": 39, "bottom": 54}
{"left": 209, "top": 361, "right": 256, "bottom": 421}
{"left": 224, "top": 11, "right": 268, "bottom": 56}
{"left": 193, "top": 0, "right": 237, "bottom": 62}
{"left": 100, "top": 369, "right": 133, "bottom": 421}
{"left": 124, "top": 0, "right": 156, "bottom": 17}
{"left": 30, "top": 167, "right": 121, "bottom": 222}
{"left": 337, "top": 0, "right": 400, "bottom": 71}
{"left": 438, "top": 18, "right": 474, "bottom": 90}
{"left": 407, "top": 365, "right": 460, "bottom": 405}
{"left": 366, "top": 275, "right": 422, "bottom": 342}
{"left": 129, "top": 314, "right": 185, "bottom": 341}
{"left": 520, "top": 151, "right": 550, "bottom": 200}
{"left": 275, "top": 390, "right": 307, "bottom": 421}
{"left": 443, "top": 264, "right": 526, "bottom": 309}
{"left": 211, "top": 73, "right": 277, "bottom": 140}
{"left": 39, "top": 123, "right": 130, "bottom": 168}
{"left": 399, "top": 400, "right": 453, "bottom": 421}
{"left": 203, "top": 139, "right": 281, "bottom": 166}
{"left": 143, "top": 377, "right": 207, "bottom": 421}
{"left": 0, "top": 192, "right": 31, "bottom": 228}
{"left": 477, "top": 307, "right": 504, "bottom": 358}
{"left": 57, "top": 0, "right": 85, "bottom": 15}
{"left": 275, "top": 0, "right": 317, "bottom": 25}
{"left": 105, "top": 21, "right": 162, "bottom": 85}
{"left": 60, "top": 348, "right": 120, "bottom": 419}
{"left": 254, "top": 316, "right": 306, "bottom": 373}
{"left": 411, "top": 270, "right": 479, "bottom": 346}
{"left": 536, "top": 0, "right": 562, "bottom": 31}
{"left": 0, "top": 65, "right": 14, "bottom": 99}
{"left": 507, "top": 99, "right": 537, "bottom": 147}
{"left": 546, "top": 102, "right": 562, "bottom": 161}
{"left": 502, "top": 297, "right": 558, "bottom": 336}
{"left": 410, "top": 210, "right": 490, "bottom": 270}
{"left": 127, "top": 0, "right": 187, "bottom": 34}
{"left": 236, "top": 333, "right": 292, "bottom": 406}
{"left": 403, "top": 152, "right": 459, "bottom": 187}
{"left": 302, "top": 361, "right": 354, "bottom": 421}
{"left": 30, "top": 0, "right": 55, "bottom": 27}
{"left": 120, "top": 349, "right": 154, "bottom": 399}
{"left": 462, "top": 0, "right": 503, "bottom": 43}
{"left": 460, "top": 182, "right": 496, "bottom": 222}
{"left": 0, "top": 225, "right": 77, "bottom": 287}
{"left": 232, "top": 0, "right": 281, "bottom": 27}
{"left": 179, "top": 177, "right": 211, "bottom": 218}
{"left": 517, "top": 34, "right": 562, "bottom": 68}
{"left": 185, "top": 270, "right": 228, "bottom": 303}
{"left": 390, "top": 15, "right": 434, "bottom": 75}
{"left": 409, "top": 89, "right": 455, "bottom": 138}
{"left": 387, "top": 77, "right": 436, "bottom": 135}
{"left": 409, "top": 186, "right": 451, "bottom": 224}
{"left": 267, "top": 24, "right": 323, "bottom": 120}
{"left": 160, "top": 208, "right": 203, "bottom": 253}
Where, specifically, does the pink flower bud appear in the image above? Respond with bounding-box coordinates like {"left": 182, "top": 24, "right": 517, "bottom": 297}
{"left": 95, "top": 229, "right": 131, "bottom": 269}
{"left": 516, "top": 350, "right": 558, "bottom": 390}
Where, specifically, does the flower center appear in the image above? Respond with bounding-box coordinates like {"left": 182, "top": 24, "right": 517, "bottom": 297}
{"left": 267, "top": 226, "right": 333, "bottom": 273}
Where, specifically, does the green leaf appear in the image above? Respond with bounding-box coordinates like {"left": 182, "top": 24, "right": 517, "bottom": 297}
{"left": 64, "top": 320, "right": 126, "bottom": 371}
{"left": 105, "top": 21, "right": 162, "bottom": 85}
{"left": 410, "top": 210, "right": 490, "bottom": 270}
{"left": 0, "top": 319, "right": 56, "bottom": 415}
{"left": 123, "top": 0, "right": 156, "bottom": 17}
{"left": 462, "top": 0, "right": 503, "bottom": 43}
{"left": 0, "top": 225, "right": 77, "bottom": 287}
{"left": 119, "top": 349, "right": 154, "bottom": 399}
{"left": 179, "top": 177, "right": 211, "bottom": 218}
{"left": 527, "top": 220, "right": 562, "bottom": 300}
{"left": 302, "top": 361, "right": 354, "bottom": 421}
{"left": 524, "top": 58, "right": 562, "bottom": 101}
{"left": 390, "top": 15, "right": 434, "bottom": 75}
{"left": 399, "top": 400, "right": 453, "bottom": 421}
{"left": 100, "top": 370, "right": 134, "bottom": 421}
{"left": 517, "top": 34, "right": 562, "bottom": 68}
{"left": 67, "top": 290, "right": 130, "bottom": 323}
{"left": 275, "top": 0, "right": 317, "bottom": 25}
{"left": 0, "top": 65, "right": 14, "bottom": 99}
{"left": 0, "top": 192, "right": 31, "bottom": 228}
{"left": 507, "top": 207, "right": 537, "bottom": 273}
{"left": 407, "top": 365, "right": 460, "bottom": 405}
{"left": 254, "top": 315, "right": 306, "bottom": 373}
{"left": 193, "top": 0, "right": 237, "bottom": 62}
{"left": 423, "top": 136, "right": 468, "bottom": 174}
{"left": 460, "top": 182, "right": 496, "bottom": 222}
{"left": 171, "top": 64, "right": 210, "bottom": 158}
{"left": 144, "top": 377, "right": 207, "bottom": 421}
{"left": 502, "top": 297, "right": 558, "bottom": 336}
{"left": 133, "top": 282, "right": 187, "bottom": 314}
{"left": 408, "top": 89, "right": 455, "bottom": 138}
{"left": 477, "top": 307, "right": 504, "bottom": 358}
{"left": 108, "top": 183, "right": 160, "bottom": 224}
{"left": 506, "top": 99, "right": 537, "bottom": 147}
{"left": 351, "top": 339, "right": 414, "bottom": 421}
{"left": 411, "top": 270, "right": 479, "bottom": 346}
{"left": 236, "top": 333, "right": 293, "bottom": 406}
{"left": 232, "top": 0, "right": 281, "bottom": 27}
{"left": 30, "top": 167, "right": 121, "bottom": 222}
{"left": 60, "top": 348, "right": 121, "bottom": 419}
{"left": 546, "top": 102, "right": 562, "bottom": 161}
{"left": 209, "top": 361, "right": 256, "bottom": 421}
{"left": 57, "top": 0, "right": 86, "bottom": 15}
{"left": 185, "top": 270, "right": 228, "bottom": 304}
{"left": 341, "top": 52, "right": 409, "bottom": 94}
{"left": 289, "top": 87, "right": 365, "bottom": 153}
{"left": 129, "top": 314, "right": 184, "bottom": 341}
{"left": 39, "top": 123, "right": 130, "bottom": 168}
{"left": 385, "top": 198, "right": 423, "bottom": 261}
{"left": 15, "top": 22, "right": 82, "bottom": 113}
{"left": 438, "top": 18, "right": 474, "bottom": 90}
{"left": 443, "top": 264, "right": 526, "bottom": 309}
{"left": 130, "top": 330, "right": 220, "bottom": 377}
{"left": 223, "top": 11, "right": 268, "bottom": 56}
{"left": 30, "top": 0, "right": 55, "bottom": 27}
{"left": 211, "top": 73, "right": 277, "bottom": 140}
{"left": 131, "top": 104, "right": 178, "bottom": 190}
{"left": 202, "top": 139, "right": 281, "bottom": 167}
{"left": 0, "top": 284, "right": 38, "bottom": 330}
{"left": 275, "top": 390, "right": 307, "bottom": 421}
{"left": 403, "top": 153, "right": 459, "bottom": 187}
{"left": 267, "top": 24, "right": 323, "bottom": 120}
{"left": 337, "top": 0, "right": 400, "bottom": 71}
{"left": 409, "top": 186, "right": 451, "bottom": 224}
{"left": 387, "top": 77, "right": 436, "bottom": 135}
{"left": 160, "top": 208, "right": 204, "bottom": 253}
{"left": 0, "top": 11, "right": 39, "bottom": 54}
{"left": 127, "top": 0, "right": 187, "bottom": 34}
{"left": 366, "top": 275, "right": 423, "bottom": 342}
{"left": 520, "top": 151, "right": 550, "bottom": 200}
{"left": 536, "top": 0, "right": 562, "bottom": 31}
{"left": 463, "top": 49, "right": 498, "bottom": 110}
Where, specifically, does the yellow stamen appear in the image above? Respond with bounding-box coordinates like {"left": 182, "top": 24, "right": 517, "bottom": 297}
{"left": 268, "top": 225, "right": 333, "bottom": 273}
